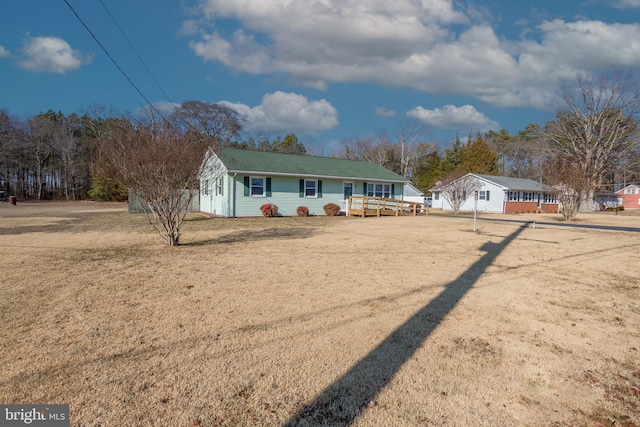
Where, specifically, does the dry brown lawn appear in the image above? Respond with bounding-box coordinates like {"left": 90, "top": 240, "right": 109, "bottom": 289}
{"left": 0, "top": 201, "right": 639, "bottom": 427}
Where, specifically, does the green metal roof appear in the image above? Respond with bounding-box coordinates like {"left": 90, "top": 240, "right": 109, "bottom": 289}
{"left": 215, "top": 148, "right": 408, "bottom": 182}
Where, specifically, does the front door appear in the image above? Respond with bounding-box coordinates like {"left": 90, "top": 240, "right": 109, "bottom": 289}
{"left": 343, "top": 182, "right": 353, "bottom": 199}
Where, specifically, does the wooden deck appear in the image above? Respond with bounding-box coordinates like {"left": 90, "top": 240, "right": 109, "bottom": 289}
{"left": 347, "top": 196, "right": 425, "bottom": 217}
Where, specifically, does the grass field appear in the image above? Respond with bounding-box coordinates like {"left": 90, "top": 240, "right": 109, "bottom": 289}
{"left": 1, "top": 201, "right": 639, "bottom": 426}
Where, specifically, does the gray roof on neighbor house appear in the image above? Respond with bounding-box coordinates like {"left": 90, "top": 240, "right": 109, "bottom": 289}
{"left": 215, "top": 148, "right": 408, "bottom": 182}
{"left": 431, "top": 173, "right": 554, "bottom": 192}
{"left": 473, "top": 174, "right": 554, "bottom": 192}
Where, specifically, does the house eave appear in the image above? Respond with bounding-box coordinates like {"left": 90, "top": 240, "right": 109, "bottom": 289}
{"left": 226, "top": 169, "right": 408, "bottom": 183}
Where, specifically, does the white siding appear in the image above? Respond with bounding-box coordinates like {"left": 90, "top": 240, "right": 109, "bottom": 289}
{"left": 434, "top": 180, "right": 505, "bottom": 213}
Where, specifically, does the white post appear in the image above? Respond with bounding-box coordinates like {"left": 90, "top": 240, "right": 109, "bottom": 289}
{"left": 473, "top": 190, "right": 478, "bottom": 232}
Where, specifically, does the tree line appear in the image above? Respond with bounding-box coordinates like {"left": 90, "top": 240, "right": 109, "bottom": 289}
{"left": 1, "top": 71, "right": 639, "bottom": 222}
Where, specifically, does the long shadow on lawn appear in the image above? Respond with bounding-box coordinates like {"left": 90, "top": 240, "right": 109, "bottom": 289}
{"left": 284, "top": 222, "right": 530, "bottom": 427}
{"left": 189, "top": 227, "right": 315, "bottom": 246}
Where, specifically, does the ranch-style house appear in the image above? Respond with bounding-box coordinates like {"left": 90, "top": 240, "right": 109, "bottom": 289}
{"left": 199, "top": 148, "right": 409, "bottom": 217}
{"left": 430, "top": 173, "right": 559, "bottom": 214}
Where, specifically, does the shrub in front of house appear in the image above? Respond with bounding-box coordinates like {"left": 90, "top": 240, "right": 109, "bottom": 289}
{"left": 260, "top": 203, "right": 279, "bottom": 217}
{"left": 323, "top": 203, "right": 341, "bottom": 216}
{"left": 296, "top": 206, "right": 309, "bottom": 217}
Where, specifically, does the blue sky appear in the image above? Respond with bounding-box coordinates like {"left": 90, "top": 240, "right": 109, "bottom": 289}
{"left": 1, "top": 0, "right": 640, "bottom": 154}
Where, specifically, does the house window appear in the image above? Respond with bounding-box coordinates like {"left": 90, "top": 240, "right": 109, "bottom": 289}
{"left": 216, "top": 177, "right": 223, "bottom": 196}
{"left": 434, "top": 193, "right": 439, "bottom": 200}
{"left": 508, "top": 191, "right": 519, "bottom": 201}
{"left": 625, "top": 187, "right": 637, "bottom": 194}
{"left": 305, "top": 180, "right": 317, "bottom": 198}
{"left": 523, "top": 192, "right": 534, "bottom": 201}
{"left": 367, "top": 183, "right": 391, "bottom": 198}
{"left": 203, "top": 179, "right": 209, "bottom": 196}
{"left": 479, "top": 190, "right": 490, "bottom": 201}
{"left": 544, "top": 194, "right": 557, "bottom": 203}
{"left": 250, "top": 176, "right": 265, "bottom": 197}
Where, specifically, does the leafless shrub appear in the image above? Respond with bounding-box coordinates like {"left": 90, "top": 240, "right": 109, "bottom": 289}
{"left": 440, "top": 170, "right": 480, "bottom": 214}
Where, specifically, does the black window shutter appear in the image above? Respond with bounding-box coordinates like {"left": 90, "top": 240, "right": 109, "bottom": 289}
{"left": 363, "top": 182, "right": 367, "bottom": 196}
{"left": 391, "top": 184, "right": 395, "bottom": 198}
{"left": 486, "top": 190, "right": 490, "bottom": 201}
{"left": 318, "top": 180, "right": 323, "bottom": 198}
{"left": 244, "top": 176, "right": 250, "bottom": 196}
{"left": 299, "top": 179, "right": 304, "bottom": 197}
{"left": 266, "top": 178, "right": 272, "bottom": 197}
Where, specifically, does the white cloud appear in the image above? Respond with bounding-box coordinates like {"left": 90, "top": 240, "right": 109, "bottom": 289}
{"left": 406, "top": 104, "right": 499, "bottom": 132}
{"left": 18, "top": 36, "right": 91, "bottom": 74}
{"left": 136, "top": 101, "right": 181, "bottom": 118}
{"left": 374, "top": 107, "right": 396, "bottom": 117}
{"left": 186, "top": 0, "right": 640, "bottom": 109}
{"left": 612, "top": 0, "right": 640, "bottom": 8}
{"left": 0, "top": 45, "right": 10, "bottom": 58}
{"left": 220, "top": 91, "right": 339, "bottom": 134}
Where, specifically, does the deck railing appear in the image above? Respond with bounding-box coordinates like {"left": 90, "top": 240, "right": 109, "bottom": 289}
{"left": 347, "top": 195, "right": 424, "bottom": 217}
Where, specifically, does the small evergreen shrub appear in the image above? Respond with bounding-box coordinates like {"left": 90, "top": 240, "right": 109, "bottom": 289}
{"left": 296, "top": 206, "right": 309, "bottom": 217}
{"left": 260, "top": 203, "right": 279, "bottom": 217}
{"left": 323, "top": 203, "right": 341, "bottom": 216}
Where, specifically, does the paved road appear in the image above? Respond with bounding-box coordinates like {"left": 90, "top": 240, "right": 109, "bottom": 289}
{"left": 476, "top": 216, "right": 640, "bottom": 233}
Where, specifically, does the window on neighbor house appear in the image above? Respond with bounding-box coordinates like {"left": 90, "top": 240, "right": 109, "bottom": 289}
{"left": 203, "top": 179, "right": 209, "bottom": 196}
{"left": 625, "top": 187, "right": 637, "bottom": 194}
{"left": 523, "top": 192, "right": 534, "bottom": 201}
{"left": 508, "top": 191, "right": 519, "bottom": 201}
{"left": 434, "top": 193, "right": 439, "bottom": 200}
{"left": 305, "top": 180, "right": 318, "bottom": 198}
{"left": 367, "top": 183, "right": 391, "bottom": 198}
{"left": 216, "top": 178, "right": 223, "bottom": 196}
{"left": 479, "top": 190, "right": 490, "bottom": 201}
{"left": 544, "top": 193, "right": 557, "bottom": 204}
{"left": 250, "top": 176, "right": 265, "bottom": 197}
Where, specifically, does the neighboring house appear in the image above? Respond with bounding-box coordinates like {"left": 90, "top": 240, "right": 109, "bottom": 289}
{"left": 616, "top": 184, "right": 640, "bottom": 209}
{"left": 200, "top": 148, "right": 409, "bottom": 217}
{"left": 430, "top": 173, "right": 559, "bottom": 214}
{"left": 402, "top": 183, "right": 425, "bottom": 206}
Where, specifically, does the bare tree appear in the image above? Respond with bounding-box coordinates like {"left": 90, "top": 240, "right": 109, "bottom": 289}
{"left": 102, "top": 119, "right": 210, "bottom": 246}
{"left": 170, "top": 101, "right": 242, "bottom": 146}
{"left": 0, "top": 111, "right": 21, "bottom": 197}
{"left": 544, "top": 71, "right": 640, "bottom": 211}
{"left": 25, "top": 114, "right": 57, "bottom": 200}
{"left": 440, "top": 170, "right": 480, "bottom": 214}
{"left": 393, "top": 123, "right": 425, "bottom": 178}
{"left": 543, "top": 158, "right": 591, "bottom": 221}
{"left": 56, "top": 123, "right": 84, "bottom": 200}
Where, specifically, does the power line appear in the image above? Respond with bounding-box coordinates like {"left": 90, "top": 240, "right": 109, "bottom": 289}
{"left": 63, "top": 0, "right": 170, "bottom": 122}
{"left": 98, "top": 0, "right": 173, "bottom": 104}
